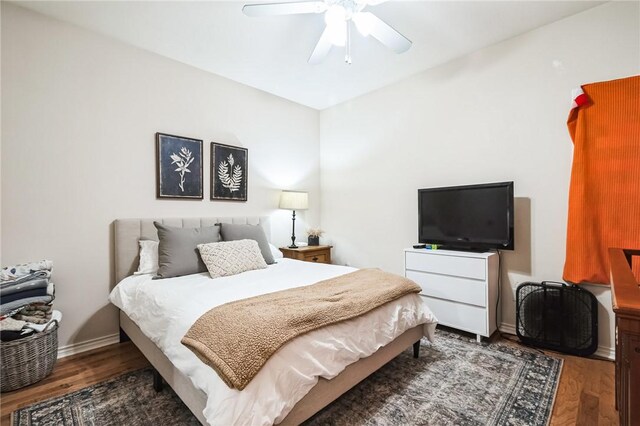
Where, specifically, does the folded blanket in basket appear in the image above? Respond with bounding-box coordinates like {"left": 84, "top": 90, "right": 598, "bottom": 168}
{"left": 0, "top": 329, "right": 35, "bottom": 342}
{"left": 0, "top": 317, "right": 27, "bottom": 331}
{"left": 0, "top": 278, "right": 49, "bottom": 297}
{"left": 18, "top": 303, "right": 52, "bottom": 315}
{"left": 25, "top": 310, "right": 62, "bottom": 332}
{"left": 14, "top": 315, "right": 49, "bottom": 324}
{"left": 0, "top": 272, "right": 50, "bottom": 290}
{"left": 1, "top": 288, "right": 48, "bottom": 304}
{"left": 0, "top": 260, "right": 53, "bottom": 282}
{"left": 0, "top": 296, "right": 53, "bottom": 316}
{"left": 15, "top": 304, "right": 53, "bottom": 324}
{"left": 0, "top": 284, "right": 55, "bottom": 318}
{"left": 182, "top": 268, "right": 422, "bottom": 390}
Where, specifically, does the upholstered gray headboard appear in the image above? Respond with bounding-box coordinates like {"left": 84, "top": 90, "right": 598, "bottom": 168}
{"left": 114, "top": 217, "right": 271, "bottom": 283}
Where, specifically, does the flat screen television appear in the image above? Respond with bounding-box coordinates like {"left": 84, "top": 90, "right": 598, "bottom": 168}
{"left": 418, "top": 181, "right": 514, "bottom": 251}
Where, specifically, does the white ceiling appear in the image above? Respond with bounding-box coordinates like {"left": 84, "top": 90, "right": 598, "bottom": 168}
{"left": 16, "top": 1, "right": 602, "bottom": 110}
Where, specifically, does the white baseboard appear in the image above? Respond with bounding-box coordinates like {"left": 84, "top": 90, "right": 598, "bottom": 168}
{"left": 594, "top": 345, "right": 615, "bottom": 361}
{"left": 498, "top": 322, "right": 614, "bottom": 361}
{"left": 57, "top": 333, "right": 120, "bottom": 359}
{"left": 498, "top": 322, "right": 517, "bottom": 335}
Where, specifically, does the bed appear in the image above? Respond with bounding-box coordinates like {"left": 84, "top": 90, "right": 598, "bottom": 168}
{"left": 110, "top": 216, "right": 437, "bottom": 425}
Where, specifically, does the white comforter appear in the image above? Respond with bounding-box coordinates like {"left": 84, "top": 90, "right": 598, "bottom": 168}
{"left": 109, "top": 259, "right": 437, "bottom": 426}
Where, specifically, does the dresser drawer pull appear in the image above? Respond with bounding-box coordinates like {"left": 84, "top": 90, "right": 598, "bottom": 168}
{"left": 312, "top": 256, "right": 319, "bottom": 262}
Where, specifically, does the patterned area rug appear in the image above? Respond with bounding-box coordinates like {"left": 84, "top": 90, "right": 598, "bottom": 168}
{"left": 306, "top": 329, "right": 562, "bottom": 425}
{"left": 13, "top": 329, "right": 562, "bottom": 426}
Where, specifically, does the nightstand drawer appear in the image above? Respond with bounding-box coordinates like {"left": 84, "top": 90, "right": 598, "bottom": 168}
{"left": 405, "top": 252, "right": 485, "bottom": 280}
{"left": 303, "top": 253, "right": 328, "bottom": 263}
{"left": 280, "top": 245, "right": 333, "bottom": 264}
{"left": 406, "top": 270, "right": 486, "bottom": 307}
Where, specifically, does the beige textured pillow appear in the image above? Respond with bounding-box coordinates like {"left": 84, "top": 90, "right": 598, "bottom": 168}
{"left": 197, "top": 239, "right": 268, "bottom": 278}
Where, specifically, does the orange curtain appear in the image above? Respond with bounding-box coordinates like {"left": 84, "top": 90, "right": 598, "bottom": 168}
{"left": 564, "top": 75, "right": 640, "bottom": 284}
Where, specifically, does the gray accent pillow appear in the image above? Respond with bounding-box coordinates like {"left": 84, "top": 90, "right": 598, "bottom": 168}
{"left": 154, "top": 222, "right": 221, "bottom": 278}
{"left": 219, "top": 223, "right": 275, "bottom": 265}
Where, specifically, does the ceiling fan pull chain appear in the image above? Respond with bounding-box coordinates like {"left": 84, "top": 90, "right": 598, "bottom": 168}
{"left": 345, "top": 21, "right": 352, "bottom": 65}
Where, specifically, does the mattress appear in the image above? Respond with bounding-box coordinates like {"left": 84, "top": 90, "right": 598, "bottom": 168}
{"left": 109, "top": 258, "right": 437, "bottom": 426}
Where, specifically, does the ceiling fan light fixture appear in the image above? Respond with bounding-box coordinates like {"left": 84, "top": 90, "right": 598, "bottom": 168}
{"left": 352, "top": 11, "right": 375, "bottom": 37}
{"left": 326, "top": 20, "right": 347, "bottom": 46}
{"left": 324, "top": 4, "right": 346, "bottom": 27}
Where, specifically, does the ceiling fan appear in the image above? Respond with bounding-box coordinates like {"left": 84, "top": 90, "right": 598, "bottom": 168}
{"left": 242, "top": 0, "right": 411, "bottom": 65}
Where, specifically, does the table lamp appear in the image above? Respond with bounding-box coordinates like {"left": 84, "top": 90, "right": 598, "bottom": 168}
{"left": 279, "top": 190, "right": 308, "bottom": 248}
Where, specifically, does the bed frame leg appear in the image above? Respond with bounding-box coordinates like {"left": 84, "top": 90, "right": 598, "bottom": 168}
{"left": 153, "top": 369, "right": 164, "bottom": 392}
{"left": 413, "top": 340, "right": 420, "bottom": 358}
{"left": 119, "top": 327, "right": 130, "bottom": 343}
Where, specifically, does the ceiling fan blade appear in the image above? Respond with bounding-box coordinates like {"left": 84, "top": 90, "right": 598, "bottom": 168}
{"left": 367, "top": 13, "right": 411, "bottom": 54}
{"left": 308, "top": 27, "right": 333, "bottom": 65}
{"left": 243, "top": 1, "right": 326, "bottom": 17}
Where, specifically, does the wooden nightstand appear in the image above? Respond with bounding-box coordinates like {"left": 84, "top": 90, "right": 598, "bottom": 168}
{"left": 279, "top": 245, "right": 333, "bottom": 264}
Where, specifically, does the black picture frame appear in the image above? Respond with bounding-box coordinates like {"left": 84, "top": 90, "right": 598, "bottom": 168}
{"left": 156, "top": 133, "right": 203, "bottom": 199}
{"left": 211, "top": 142, "right": 248, "bottom": 202}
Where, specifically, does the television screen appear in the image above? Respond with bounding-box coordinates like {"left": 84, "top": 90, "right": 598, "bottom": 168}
{"left": 418, "top": 182, "right": 514, "bottom": 250}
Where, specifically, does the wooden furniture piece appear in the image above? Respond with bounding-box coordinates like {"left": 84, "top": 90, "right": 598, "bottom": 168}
{"left": 279, "top": 245, "right": 332, "bottom": 264}
{"left": 114, "top": 218, "right": 422, "bottom": 425}
{"left": 404, "top": 248, "right": 499, "bottom": 342}
{"left": 609, "top": 248, "right": 640, "bottom": 426}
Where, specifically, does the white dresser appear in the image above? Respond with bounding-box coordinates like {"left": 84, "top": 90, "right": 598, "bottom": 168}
{"left": 404, "top": 248, "right": 499, "bottom": 342}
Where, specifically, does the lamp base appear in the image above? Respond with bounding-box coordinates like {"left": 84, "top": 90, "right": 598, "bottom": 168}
{"left": 289, "top": 210, "right": 298, "bottom": 250}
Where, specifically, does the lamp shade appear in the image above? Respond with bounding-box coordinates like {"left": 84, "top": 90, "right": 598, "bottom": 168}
{"left": 279, "top": 190, "right": 308, "bottom": 210}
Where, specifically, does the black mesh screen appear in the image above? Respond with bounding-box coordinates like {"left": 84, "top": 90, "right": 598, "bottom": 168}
{"left": 516, "top": 282, "right": 598, "bottom": 356}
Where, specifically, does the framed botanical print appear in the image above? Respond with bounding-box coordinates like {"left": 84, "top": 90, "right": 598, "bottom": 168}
{"left": 211, "top": 142, "right": 248, "bottom": 201}
{"left": 156, "top": 133, "right": 203, "bottom": 199}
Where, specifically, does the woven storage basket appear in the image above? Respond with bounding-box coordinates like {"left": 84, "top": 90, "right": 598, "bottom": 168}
{"left": 1, "top": 320, "right": 58, "bottom": 392}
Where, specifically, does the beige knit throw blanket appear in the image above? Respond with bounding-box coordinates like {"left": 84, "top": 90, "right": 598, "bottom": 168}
{"left": 181, "top": 269, "right": 421, "bottom": 390}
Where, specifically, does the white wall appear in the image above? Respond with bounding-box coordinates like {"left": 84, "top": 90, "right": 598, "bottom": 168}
{"left": 1, "top": 3, "right": 320, "bottom": 348}
{"left": 3, "top": 1, "right": 637, "bottom": 357}
{"left": 0, "top": 3, "right": 3, "bottom": 265}
{"left": 319, "top": 1, "right": 639, "bottom": 357}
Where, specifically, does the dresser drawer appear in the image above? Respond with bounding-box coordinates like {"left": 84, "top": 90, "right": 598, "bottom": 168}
{"left": 421, "top": 295, "right": 488, "bottom": 336}
{"left": 303, "top": 253, "right": 328, "bottom": 263}
{"left": 407, "top": 270, "right": 486, "bottom": 307}
{"left": 405, "top": 252, "right": 486, "bottom": 280}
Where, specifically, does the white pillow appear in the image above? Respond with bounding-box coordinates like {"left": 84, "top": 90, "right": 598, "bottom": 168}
{"left": 269, "top": 243, "right": 284, "bottom": 260}
{"left": 134, "top": 240, "right": 159, "bottom": 275}
{"left": 198, "top": 239, "right": 268, "bottom": 279}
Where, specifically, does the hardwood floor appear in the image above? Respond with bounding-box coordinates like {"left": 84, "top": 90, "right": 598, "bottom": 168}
{"left": 0, "top": 339, "right": 617, "bottom": 425}
{"left": 548, "top": 349, "right": 618, "bottom": 425}
{"left": 0, "top": 342, "right": 149, "bottom": 426}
